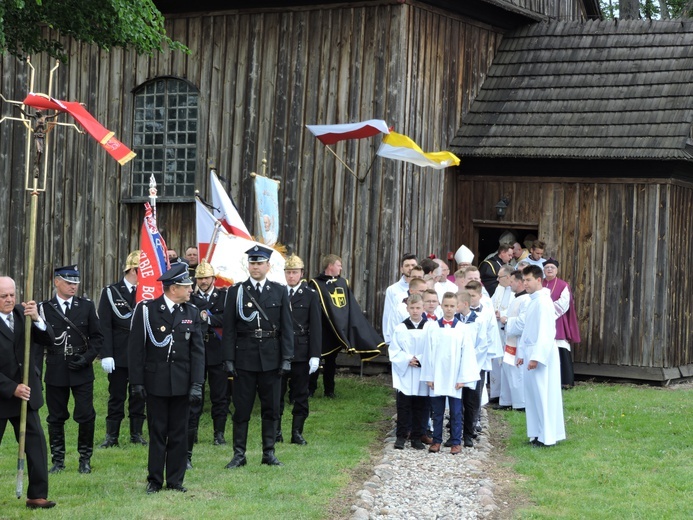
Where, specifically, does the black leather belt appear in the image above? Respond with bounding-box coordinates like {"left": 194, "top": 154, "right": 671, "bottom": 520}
{"left": 294, "top": 330, "right": 309, "bottom": 336}
{"left": 47, "top": 345, "right": 87, "bottom": 356}
{"left": 237, "top": 330, "right": 277, "bottom": 338}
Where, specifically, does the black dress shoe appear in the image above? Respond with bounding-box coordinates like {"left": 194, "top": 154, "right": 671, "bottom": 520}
{"left": 261, "top": 453, "right": 284, "bottom": 466}
{"left": 48, "top": 463, "right": 64, "bottom": 474}
{"left": 394, "top": 437, "right": 406, "bottom": 450}
{"left": 78, "top": 461, "right": 92, "bottom": 474}
{"left": 463, "top": 436, "right": 474, "bottom": 448}
{"left": 225, "top": 455, "right": 247, "bottom": 469}
{"left": 443, "top": 438, "right": 453, "bottom": 447}
{"left": 130, "top": 433, "right": 148, "bottom": 446}
{"left": 213, "top": 431, "right": 226, "bottom": 445}
{"left": 167, "top": 484, "right": 187, "bottom": 492}
{"left": 410, "top": 439, "right": 426, "bottom": 450}
{"left": 324, "top": 392, "right": 336, "bottom": 398}
{"left": 146, "top": 482, "right": 162, "bottom": 494}
{"left": 26, "top": 498, "right": 56, "bottom": 509}
{"left": 531, "top": 439, "right": 548, "bottom": 448}
{"left": 514, "top": 408, "right": 525, "bottom": 412}
{"left": 291, "top": 432, "right": 307, "bottom": 445}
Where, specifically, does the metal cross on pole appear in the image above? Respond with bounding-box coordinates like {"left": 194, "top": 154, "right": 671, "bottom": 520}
{"left": 0, "top": 58, "right": 83, "bottom": 499}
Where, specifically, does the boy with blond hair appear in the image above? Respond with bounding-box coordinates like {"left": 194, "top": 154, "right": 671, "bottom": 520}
{"left": 420, "top": 293, "right": 479, "bottom": 455}
{"left": 388, "top": 294, "right": 430, "bottom": 450}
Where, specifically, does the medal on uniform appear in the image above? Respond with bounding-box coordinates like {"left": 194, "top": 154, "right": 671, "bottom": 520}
{"left": 160, "top": 326, "right": 166, "bottom": 332}
{"left": 160, "top": 304, "right": 166, "bottom": 310}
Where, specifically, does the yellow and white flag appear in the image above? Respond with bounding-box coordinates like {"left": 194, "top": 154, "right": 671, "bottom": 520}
{"left": 376, "top": 131, "right": 460, "bottom": 170}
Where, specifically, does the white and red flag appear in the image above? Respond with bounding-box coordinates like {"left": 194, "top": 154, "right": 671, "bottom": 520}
{"left": 136, "top": 203, "right": 169, "bottom": 302}
{"left": 210, "top": 169, "right": 252, "bottom": 239}
{"left": 306, "top": 119, "right": 390, "bottom": 145}
{"left": 196, "top": 200, "right": 285, "bottom": 287}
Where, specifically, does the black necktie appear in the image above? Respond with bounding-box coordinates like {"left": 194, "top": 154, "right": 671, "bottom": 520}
{"left": 256, "top": 283, "right": 262, "bottom": 294}
{"left": 64, "top": 301, "right": 70, "bottom": 314}
{"left": 172, "top": 304, "right": 179, "bottom": 314}
{"left": 131, "top": 286, "right": 136, "bottom": 296}
{"left": 6, "top": 313, "right": 14, "bottom": 332}
{"left": 289, "top": 288, "right": 294, "bottom": 298}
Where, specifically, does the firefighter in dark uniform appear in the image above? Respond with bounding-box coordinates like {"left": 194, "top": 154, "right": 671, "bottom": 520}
{"left": 222, "top": 245, "right": 294, "bottom": 468}
{"left": 127, "top": 263, "right": 205, "bottom": 494}
{"left": 186, "top": 260, "right": 229, "bottom": 469}
{"left": 277, "top": 254, "right": 321, "bottom": 445}
{"left": 97, "top": 250, "right": 147, "bottom": 448}
{"left": 39, "top": 265, "right": 104, "bottom": 474}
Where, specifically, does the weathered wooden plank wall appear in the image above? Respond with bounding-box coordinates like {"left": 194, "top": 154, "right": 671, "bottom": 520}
{"left": 0, "top": 2, "right": 503, "bottom": 329}
{"left": 512, "top": 0, "right": 593, "bottom": 20}
{"left": 452, "top": 174, "right": 692, "bottom": 372}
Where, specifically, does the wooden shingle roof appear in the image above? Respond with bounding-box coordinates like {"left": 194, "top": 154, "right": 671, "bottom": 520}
{"left": 450, "top": 20, "right": 693, "bottom": 161}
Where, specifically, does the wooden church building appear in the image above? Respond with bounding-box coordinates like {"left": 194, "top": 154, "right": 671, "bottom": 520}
{"left": 8, "top": 1, "right": 693, "bottom": 381}
{"left": 449, "top": 19, "right": 693, "bottom": 382}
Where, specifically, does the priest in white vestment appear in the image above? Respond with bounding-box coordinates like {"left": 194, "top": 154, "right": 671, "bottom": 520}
{"left": 515, "top": 265, "right": 565, "bottom": 447}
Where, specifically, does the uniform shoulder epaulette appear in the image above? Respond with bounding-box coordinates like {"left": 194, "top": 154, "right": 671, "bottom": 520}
{"left": 76, "top": 295, "right": 92, "bottom": 302}
{"left": 270, "top": 280, "right": 286, "bottom": 288}
{"left": 187, "top": 301, "right": 199, "bottom": 310}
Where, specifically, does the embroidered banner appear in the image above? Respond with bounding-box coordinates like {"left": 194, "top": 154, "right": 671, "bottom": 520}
{"left": 253, "top": 175, "right": 280, "bottom": 247}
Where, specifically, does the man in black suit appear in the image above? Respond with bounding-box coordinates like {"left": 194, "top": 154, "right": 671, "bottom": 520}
{"left": 277, "top": 254, "right": 321, "bottom": 445}
{"left": 222, "top": 244, "right": 294, "bottom": 468}
{"left": 40, "top": 265, "right": 103, "bottom": 474}
{"left": 187, "top": 260, "right": 228, "bottom": 469}
{"left": 0, "top": 276, "right": 56, "bottom": 509}
{"left": 128, "top": 263, "right": 205, "bottom": 494}
{"left": 97, "top": 250, "right": 147, "bottom": 448}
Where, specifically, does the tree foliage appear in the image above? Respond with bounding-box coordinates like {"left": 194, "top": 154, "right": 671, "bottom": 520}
{"left": 600, "top": 0, "right": 693, "bottom": 19}
{"left": 0, "top": 0, "right": 187, "bottom": 62}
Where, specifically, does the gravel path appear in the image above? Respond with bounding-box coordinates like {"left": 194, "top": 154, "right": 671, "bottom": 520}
{"left": 350, "top": 408, "right": 501, "bottom": 520}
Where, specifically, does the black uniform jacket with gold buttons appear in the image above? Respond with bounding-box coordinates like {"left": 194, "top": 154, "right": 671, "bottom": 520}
{"left": 40, "top": 296, "right": 103, "bottom": 387}
{"left": 289, "top": 282, "right": 322, "bottom": 363}
{"left": 190, "top": 287, "right": 227, "bottom": 366}
{"left": 97, "top": 279, "right": 136, "bottom": 368}
{"left": 128, "top": 295, "right": 205, "bottom": 397}
{"left": 222, "top": 279, "right": 294, "bottom": 372}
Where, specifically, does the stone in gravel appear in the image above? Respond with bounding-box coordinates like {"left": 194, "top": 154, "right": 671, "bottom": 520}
{"left": 350, "top": 507, "right": 369, "bottom": 520}
{"left": 477, "top": 486, "right": 494, "bottom": 496}
{"left": 478, "top": 494, "right": 496, "bottom": 507}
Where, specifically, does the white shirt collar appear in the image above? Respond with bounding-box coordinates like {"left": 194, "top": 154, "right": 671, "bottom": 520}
{"left": 163, "top": 294, "right": 177, "bottom": 312}
{"left": 56, "top": 296, "right": 73, "bottom": 308}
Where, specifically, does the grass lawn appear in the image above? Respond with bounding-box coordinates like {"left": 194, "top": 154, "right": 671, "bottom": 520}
{"left": 0, "top": 372, "right": 394, "bottom": 519}
{"left": 496, "top": 382, "right": 693, "bottom": 520}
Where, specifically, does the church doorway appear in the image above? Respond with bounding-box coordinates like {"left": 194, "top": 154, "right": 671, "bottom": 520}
{"left": 476, "top": 225, "right": 538, "bottom": 263}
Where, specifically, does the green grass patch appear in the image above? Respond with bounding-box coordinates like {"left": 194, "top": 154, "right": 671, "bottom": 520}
{"left": 0, "top": 373, "right": 394, "bottom": 519}
{"left": 497, "top": 382, "right": 693, "bottom": 519}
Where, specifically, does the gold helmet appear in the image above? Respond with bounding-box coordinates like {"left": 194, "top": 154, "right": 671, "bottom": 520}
{"left": 123, "top": 250, "right": 141, "bottom": 272}
{"left": 284, "top": 254, "right": 305, "bottom": 270}
{"left": 195, "top": 260, "right": 215, "bottom": 278}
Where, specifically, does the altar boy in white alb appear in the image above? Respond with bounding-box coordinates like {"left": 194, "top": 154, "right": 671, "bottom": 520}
{"left": 388, "top": 294, "right": 430, "bottom": 450}
{"left": 420, "top": 292, "right": 479, "bottom": 455}
{"left": 516, "top": 265, "right": 565, "bottom": 447}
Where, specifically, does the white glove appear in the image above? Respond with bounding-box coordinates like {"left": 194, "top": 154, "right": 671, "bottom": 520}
{"left": 101, "top": 357, "right": 115, "bottom": 374}
{"left": 308, "top": 357, "right": 320, "bottom": 375}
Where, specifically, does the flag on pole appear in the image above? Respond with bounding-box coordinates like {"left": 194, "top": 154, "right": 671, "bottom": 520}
{"left": 376, "top": 131, "right": 460, "bottom": 170}
{"left": 306, "top": 119, "right": 390, "bottom": 145}
{"left": 136, "top": 203, "right": 169, "bottom": 302}
{"left": 23, "top": 93, "right": 136, "bottom": 165}
{"left": 210, "top": 169, "right": 252, "bottom": 239}
{"left": 196, "top": 200, "right": 286, "bottom": 286}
